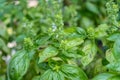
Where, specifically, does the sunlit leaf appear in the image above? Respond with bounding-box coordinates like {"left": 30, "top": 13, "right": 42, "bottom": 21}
{"left": 106, "top": 49, "right": 115, "bottom": 63}
{"left": 39, "top": 46, "right": 58, "bottom": 63}
{"left": 81, "top": 40, "right": 97, "bottom": 66}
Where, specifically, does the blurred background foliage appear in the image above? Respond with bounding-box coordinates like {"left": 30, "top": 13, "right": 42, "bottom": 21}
{"left": 0, "top": 0, "right": 113, "bottom": 80}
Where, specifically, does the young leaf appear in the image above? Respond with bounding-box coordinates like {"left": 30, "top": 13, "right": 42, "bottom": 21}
{"left": 39, "top": 46, "right": 58, "bottom": 63}
{"left": 76, "top": 27, "right": 86, "bottom": 38}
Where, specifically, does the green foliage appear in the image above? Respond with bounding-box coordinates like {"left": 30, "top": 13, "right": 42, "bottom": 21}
{"left": 81, "top": 40, "right": 97, "bottom": 67}
{"left": 0, "top": 0, "right": 120, "bottom": 80}
{"left": 113, "top": 39, "right": 120, "bottom": 60}
{"left": 39, "top": 46, "right": 58, "bottom": 63}
{"left": 8, "top": 50, "right": 30, "bottom": 80}
{"left": 92, "top": 73, "right": 116, "bottom": 80}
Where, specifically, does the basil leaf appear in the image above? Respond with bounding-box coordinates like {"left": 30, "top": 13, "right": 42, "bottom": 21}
{"left": 0, "top": 38, "right": 5, "bottom": 48}
{"left": 106, "top": 61, "right": 120, "bottom": 73}
{"left": 92, "top": 73, "right": 115, "bottom": 80}
{"left": 108, "top": 75, "right": 120, "bottom": 80}
{"left": 61, "top": 38, "right": 84, "bottom": 50}
{"left": 0, "top": 38, "right": 10, "bottom": 54}
{"left": 0, "top": 25, "right": 8, "bottom": 39}
{"left": 16, "top": 34, "right": 26, "bottom": 43}
{"left": 63, "top": 51, "right": 82, "bottom": 58}
{"left": 66, "top": 38, "right": 84, "bottom": 48}
{"left": 40, "top": 69, "right": 53, "bottom": 80}
{"left": 95, "top": 24, "right": 109, "bottom": 38}
{"left": 32, "top": 76, "right": 41, "bottom": 80}
{"left": 76, "top": 27, "right": 86, "bottom": 38}
{"left": 40, "top": 69, "right": 64, "bottom": 80}
{"left": 105, "top": 49, "right": 115, "bottom": 63}
{"left": 52, "top": 71, "right": 65, "bottom": 80}
{"left": 107, "top": 33, "right": 120, "bottom": 41}
{"left": 39, "top": 46, "right": 58, "bottom": 63}
{"left": 86, "top": 2, "right": 99, "bottom": 14}
{"left": 61, "top": 64, "right": 88, "bottom": 80}
{"left": 81, "top": 40, "right": 97, "bottom": 66}
{"left": 36, "top": 36, "right": 50, "bottom": 45}
{"left": 8, "top": 50, "right": 30, "bottom": 80}
{"left": 113, "top": 39, "right": 120, "bottom": 60}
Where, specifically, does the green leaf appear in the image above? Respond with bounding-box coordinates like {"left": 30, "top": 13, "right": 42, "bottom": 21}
{"left": 92, "top": 73, "right": 115, "bottom": 80}
{"left": 0, "top": 24, "right": 8, "bottom": 39}
{"left": 8, "top": 50, "right": 30, "bottom": 80}
{"left": 76, "top": 27, "right": 86, "bottom": 38}
{"left": 61, "top": 64, "right": 88, "bottom": 80}
{"left": 106, "top": 49, "right": 115, "bottom": 63}
{"left": 40, "top": 69, "right": 64, "bottom": 80}
{"left": 28, "top": 50, "right": 36, "bottom": 60}
{"left": 95, "top": 24, "right": 109, "bottom": 38}
{"left": 86, "top": 2, "right": 99, "bottom": 14}
{"left": 108, "top": 75, "right": 120, "bottom": 80}
{"left": 106, "top": 61, "right": 120, "bottom": 73}
{"left": 93, "top": 59, "right": 107, "bottom": 75}
{"left": 107, "top": 33, "right": 120, "bottom": 41}
{"left": 113, "top": 39, "right": 120, "bottom": 60}
{"left": 61, "top": 38, "right": 84, "bottom": 50}
{"left": 81, "top": 40, "right": 97, "bottom": 66}
{"left": 52, "top": 71, "right": 65, "bottom": 80}
{"left": 39, "top": 46, "right": 58, "bottom": 63}
{"left": 16, "top": 34, "right": 26, "bottom": 43}
{"left": 63, "top": 51, "right": 82, "bottom": 58}
{"left": 63, "top": 27, "right": 84, "bottom": 39}
{"left": 0, "top": 38, "right": 5, "bottom": 48}
{"left": 32, "top": 76, "right": 41, "bottom": 80}
{"left": 40, "top": 69, "right": 53, "bottom": 80}
{"left": 64, "top": 27, "right": 76, "bottom": 34}
{"left": 0, "top": 38, "right": 10, "bottom": 54}
{"left": 0, "top": 75, "right": 5, "bottom": 80}
{"left": 81, "top": 17, "right": 94, "bottom": 28}
{"left": 36, "top": 36, "right": 50, "bottom": 45}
